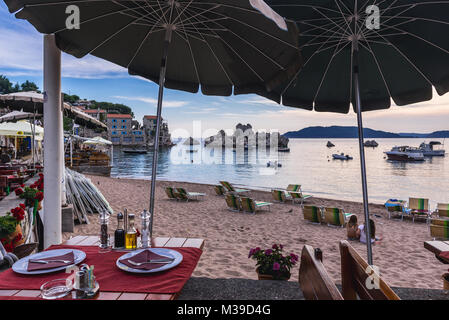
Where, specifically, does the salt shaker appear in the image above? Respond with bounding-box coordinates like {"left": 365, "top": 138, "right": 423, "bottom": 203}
{"left": 140, "top": 209, "right": 151, "bottom": 248}
{"left": 99, "top": 210, "right": 111, "bottom": 252}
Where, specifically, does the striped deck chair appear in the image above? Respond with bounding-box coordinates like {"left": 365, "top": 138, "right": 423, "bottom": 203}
{"left": 430, "top": 219, "right": 449, "bottom": 240}
{"left": 225, "top": 193, "right": 241, "bottom": 212}
{"left": 323, "top": 207, "right": 351, "bottom": 227}
{"left": 165, "top": 187, "right": 178, "bottom": 201}
{"left": 271, "top": 189, "right": 288, "bottom": 203}
{"left": 286, "top": 184, "right": 301, "bottom": 192}
{"left": 175, "top": 187, "right": 206, "bottom": 201}
{"left": 408, "top": 198, "right": 430, "bottom": 223}
{"left": 384, "top": 199, "right": 406, "bottom": 220}
{"left": 240, "top": 197, "right": 272, "bottom": 214}
{"left": 289, "top": 191, "right": 313, "bottom": 206}
{"left": 303, "top": 205, "right": 322, "bottom": 224}
{"left": 214, "top": 185, "right": 225, "bottom": 196}
{"left": 435, "top": 203, "right": 449, "bottom": 218}
{"left": 220, "top": 181, "right": 250, "bottom": 194}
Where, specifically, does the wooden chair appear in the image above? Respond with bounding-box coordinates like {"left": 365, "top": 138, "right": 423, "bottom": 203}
{"left": 339, "top": 240, "right": 400, "bottom": 300}
{"left": 298, "top": 245, "right": 343, "bottom": 300}
{"left": 323, "top": 207, "right": 348, "bottom": 227}
{"left": 435, "top": 203, "right": 449, "bottom": 218}
{"left": 408, "top": 197, "right": 430, "bottom": 223}
{"left": 302, "top": 205, "right": 322, "bottom": 224}
{"left": 225, "top": 193, "right": 241, "bottom": 212}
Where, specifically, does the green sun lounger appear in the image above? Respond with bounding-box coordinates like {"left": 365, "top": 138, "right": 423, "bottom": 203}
{"left": 220, "top": 181, "right": 250, "bottom": 194}
{"left": 303, "top": 205, "right": 322, "bottom": 224}
{"left": 175, "top": 187, "right": 206, "bottom": 201}
{"left": 240, "top": 197, "right": 272, "bottom": 214}
{"left": 225, "top": 193, "right": 241, "bottom": 212}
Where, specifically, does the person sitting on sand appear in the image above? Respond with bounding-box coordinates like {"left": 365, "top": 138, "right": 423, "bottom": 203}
{"left": 346, "top": 215, "right": 359, "bottom": 240}
{"left": 356, "top": 219, "right": 381, "bottom": 245}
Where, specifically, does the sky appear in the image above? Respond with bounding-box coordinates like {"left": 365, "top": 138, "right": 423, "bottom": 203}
{"left": 1, "top": 2, "right": 449, "bottom": 138}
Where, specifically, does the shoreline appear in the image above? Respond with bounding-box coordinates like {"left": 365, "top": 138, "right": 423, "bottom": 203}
{"left": 65, "top": 175, "right": 445, "bottom": 290}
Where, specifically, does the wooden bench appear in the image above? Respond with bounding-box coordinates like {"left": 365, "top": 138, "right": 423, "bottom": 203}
{"left": 339, "top": 240, "right": 400, "bottom": 300}
{"left": 298, "top": 245, "right": 343, "bottom": 300}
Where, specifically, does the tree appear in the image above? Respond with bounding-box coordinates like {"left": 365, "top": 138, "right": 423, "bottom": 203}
{"left": 63, "top": 93, "right": 80, "bottom": 104}
{"left": 20, "top": 80, "right": 40, "bottom": 93}
{"left": 0, "top": 75, "right": 14, "bottom": 94}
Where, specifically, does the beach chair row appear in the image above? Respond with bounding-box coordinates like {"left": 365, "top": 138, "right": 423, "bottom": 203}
{"left": 271, "top": 184, "right": 313, "bottom": 206}
{"left": 225, "top": 193, "right": 272, "bottom": 214}
{"left": 302, "top": 205, "right": 355, "bottom": 228}
{"left": 385, "top": 198, "right": 449, "bottom": 223}
{"left": 165, "top": 187, "right": 206, "bottom": 202}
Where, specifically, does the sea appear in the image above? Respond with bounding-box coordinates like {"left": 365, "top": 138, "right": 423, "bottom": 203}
{"left": 110, "top": 138, "right": 449, "bottom": 207}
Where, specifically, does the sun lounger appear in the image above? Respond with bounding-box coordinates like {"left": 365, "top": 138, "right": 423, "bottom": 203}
{"left": 298, "top": 245, "right": 343, "bottom": 300}
{"left": 339, "top": 240, "right": 400, "bottom": 300}
{"left": 225, "top": 193, "right": 241, "bottom": 212}
{"left": 289, "top": 191, "right": 313, "bottom": 206}
{"left": 286, "top": 184, "right": 301, "bottom": 192}
{"left": 323, "top": 207, "right": 353, "bottom": 227}
{"left": 240, "top": 197, "right": 272, "bottom": 214}
{"left": 219, "top": 181, "right": 250, "bottom": 194}
{"left": 271, "top": 189, "right": 289, "bottom": 203}
{"left": 407, "top": 198, "right": 431, "bottom": 223}
{"left": 302, "top": 205, "right": 322, "bottom": 224}
{"left": 429, "top": 218, "right": 449, "bottom": 240}
{"left": 175, "top": 188, "right": 206, "bottom": 201}
{"left": 434, "top": 203, "right": 449, "bottom": 218}
{"left": 214, "top": 185, "right": 225, "bottom": 196}
{"left": 384, "top": 199, "right": 407, "bottom": 220}
{"left": 165, "top": 187, "right": 178, "bottom": 200}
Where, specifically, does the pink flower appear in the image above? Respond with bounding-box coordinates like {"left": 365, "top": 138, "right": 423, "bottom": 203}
{"left": 248, "top": 248, "right": 255, "bottom": 258}
{"left": 273, "top": 262, "right": 280, "bottom": 271}
{"left": 265, "top": 249, "right": 272, "bottom": 255}
{"left": 290, "top": 253, "right": 299, "bottom": 262}
{"left": 272, "top": 244, "right": 278, "bottom": 250}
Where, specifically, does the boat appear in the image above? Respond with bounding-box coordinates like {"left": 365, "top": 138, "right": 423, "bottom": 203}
{"left": 332, "top": 153, "right": 353, "bottom": 160}
{"left": 123, "top": 148, "right": 148, "bottom": 154}
{"left": 326, "top": 141, "right": 335, "bottom": 148}
{"left": 278, "top": 147, "right": 290, "bottom": 152}
{"left": 385, "top": 146, "right": 424, "bottom": 161}
{"left": 364, "top": 140, "right": 379, "bottom": 147}
{"left": 418, "top": 141, "right": 445, "bottom": 156}
{"left": 267, "top": 161, "right": 282, "bottom": 167}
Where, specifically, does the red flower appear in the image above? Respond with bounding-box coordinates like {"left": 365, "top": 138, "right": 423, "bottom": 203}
{"left": 14, "top": 188, "right": 24, "bottom": 196}
{"left": 13, "top": 233, "right": 22, "bottom": 243}
{"left": 34, "top": 191, "right": 44, "bottom": 202}
{"left": 136, "top": 228, "right": 141, "bottom": 237}
{"left": 3, "top": 242, "right": 14, "bottom": 252}
{"left": 38, "top": 173, "right": 43, "bottom": 178}
{"left": 20, "top": 184, "right": 25, "bottom": 188}
{"left": 19, "top": 203, "right": 26, "bottom": 210}
{"left": 37, "top": 183, "right": 44, "bottom": 191}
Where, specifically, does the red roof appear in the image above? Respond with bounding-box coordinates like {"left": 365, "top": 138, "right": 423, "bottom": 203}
{"left": 107, "top": 114, "right": 132, "bottom": 119}
{"left": 143, "top": 115, "right": 162, "bottom": 120}
{"left": 84, "top": 109, "right": 106, "bottom": 114}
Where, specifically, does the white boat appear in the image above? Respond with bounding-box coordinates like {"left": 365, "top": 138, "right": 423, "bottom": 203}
{"left": 418, "top": 141, "right": 445, "bottom": 156}
{"left": 385, "top": 146, "right": 424, "bottom": 161}
{"left": 332, "top": 153, "right": 353, "bottom": 160}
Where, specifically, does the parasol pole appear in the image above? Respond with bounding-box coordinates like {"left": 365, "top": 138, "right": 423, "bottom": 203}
{"left": 353, "top": 41, "right": 373, "bottom": 265}
{"left": 148, "top": 23, "right": 174, "bottom": 241}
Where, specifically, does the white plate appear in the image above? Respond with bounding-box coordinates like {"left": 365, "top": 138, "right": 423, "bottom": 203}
{"left": 12, "top": 249, "right": 86, "bottom": 275}
{"left": 116, "top": 248, "right": 183, "bottom": 274}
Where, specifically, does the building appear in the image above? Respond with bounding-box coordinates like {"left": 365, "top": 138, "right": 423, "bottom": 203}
{"left": 142, "top": 115, "right": 172, "bottom": 147}
{"left": 107, "top": 114, "right": 146, "bottom": 146}
{"left": 82, "top": 108, "right": 107, "bottom": 122}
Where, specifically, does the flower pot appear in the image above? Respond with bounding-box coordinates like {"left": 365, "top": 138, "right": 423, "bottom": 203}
{"left": 442, "top": 273, "right": 449, "bottom": 292}
{"left": 256, "top": 268, "right": 290, "bottom": 281}
{"left": 7, "top": 224, "right": 24, "bottom": 247}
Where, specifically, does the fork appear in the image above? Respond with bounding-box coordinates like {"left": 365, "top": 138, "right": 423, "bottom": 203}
{"left": 29, "top": 259, "right": 72, "bottom": 264}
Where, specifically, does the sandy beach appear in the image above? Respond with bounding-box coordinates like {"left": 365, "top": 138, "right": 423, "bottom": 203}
{"left": 63, "top": 175, "right": 445, "bottom": 290}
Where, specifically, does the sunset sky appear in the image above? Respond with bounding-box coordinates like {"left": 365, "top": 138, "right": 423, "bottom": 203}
{"left": 1, "top": 2, "right": 449, "bottom": 137}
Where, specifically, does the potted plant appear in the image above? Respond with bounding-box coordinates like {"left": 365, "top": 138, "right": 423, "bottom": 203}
{"left": 0, "top": 206, "right": 25, "bottom": 252}
{"left": 248, "top": 244, "right": 299, "bottom": 280}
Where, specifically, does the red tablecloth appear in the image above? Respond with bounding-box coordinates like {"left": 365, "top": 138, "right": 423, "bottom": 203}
{"left": 0, "top": 245, "right": 202, "bottom": 294}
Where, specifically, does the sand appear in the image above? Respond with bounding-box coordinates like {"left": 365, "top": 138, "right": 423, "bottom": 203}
{"left": 63, "top": 175, "right": 446, "bottom": 290}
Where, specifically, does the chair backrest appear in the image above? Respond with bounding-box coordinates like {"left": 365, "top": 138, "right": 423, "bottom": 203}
{"left": 240, "top": 197, "right": 255, "bottom": 213}
{"left": 430, "top": 218, "right": 449, "bottom": 227}
{"left": 289, "top": 191, "right": 303, "bottom": 199}
{"left": 298, "top": 245, "right": 343, "bottom": 300}
{"left": 303, "top": 205, "right": 322, "bottom": 223}
{"left": 176, "top": 187, "right": 187, "bottom": 194}
{"left": 225, "top": 193, "right": 240, "bottom": 211}
{"left": 214, "top": 185, "right": 225, "bottom": 196}
{"left": 286, "top": 184, "right": 301, "bottom": 192}
{"left": 437, "top": 203, "right": 449, "bottom": 217}
{"left": 409, "top": 198, "right": 429, "bottom": 212}
{"left": 175, "top": 189, "right": 188, "bottom": 200}
{"left": 220, "top": 181, "right": 234, "bottom": 192}
{"left": 271, "top": 189, "right": 286, "bottom": 202}
{"left": 430, "top": 224, "right": 449, "bottom": 239}
{"left": 339, "top": 240, "right": 400, "bottom": 300}
{"left": 323, "top": 208, "right": 345, "bottom": 226}
{"left": 165, "top": 187, "right": 176, "bottom": 199}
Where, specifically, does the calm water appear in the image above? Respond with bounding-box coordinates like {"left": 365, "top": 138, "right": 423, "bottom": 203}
{"left": 111, "top": 138, "right": 449, "bottom": 206}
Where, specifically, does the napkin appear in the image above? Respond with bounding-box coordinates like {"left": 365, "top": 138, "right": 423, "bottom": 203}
{"left": 27, "top": 251, "right": 75, "bottom": 271}
{"left": 119, "top": 249, "right": 174, "bottom": 270}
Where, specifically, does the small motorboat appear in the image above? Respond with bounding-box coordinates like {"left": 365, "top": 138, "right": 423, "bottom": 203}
{"left": 326, "top": 141, "right": 335, "bottom": 148}
{"left": 418, "top": 141, "right": 445, "bottom": 156}
{"left": 364, "top": 140, "right": 379, "bottom": 147}
{"left": 123, "top": 148, "right": 148, "bottom": 154}
{"left": 385, "top": 146, "right": 424, "bottom": 161}
{"left": 267, "top": 161, "right": 282, "bottom": 167}
{"left": 332, "top": 153, "right": 353, "bottom": 160}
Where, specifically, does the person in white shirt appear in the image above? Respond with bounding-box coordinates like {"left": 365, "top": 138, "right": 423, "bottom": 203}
{"left": 356, "top": 219, "right": 381, "bottom": 244}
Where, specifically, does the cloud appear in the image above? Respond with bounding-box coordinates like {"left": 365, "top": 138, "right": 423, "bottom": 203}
{"left": 184, "top": 107, "right": 218, "bottom": 114}
{"left": 112, "top": 95, "right": 189, "bottom": 108}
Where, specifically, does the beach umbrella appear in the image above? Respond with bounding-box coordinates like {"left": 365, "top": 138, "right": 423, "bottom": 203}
{"left": 83, "top": 136, "right": 112, "bottom": 145}
{"left": 266, "top": 0, "right": 449, "bottom": 264}
{"left": 0, "top": 110, "right": 42, "bottom": 123}
{"left": 4, "top": 0, "right": 303, "bottom": 239}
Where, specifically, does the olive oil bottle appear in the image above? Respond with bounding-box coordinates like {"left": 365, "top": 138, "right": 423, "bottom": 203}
{"left": 125, "top": 213, "right": 137, "bottom": 250}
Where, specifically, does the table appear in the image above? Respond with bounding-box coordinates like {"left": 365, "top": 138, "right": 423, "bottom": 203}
{"left": 424, "top": 240, "right": 449, "bottom": 264}
{"left": 0, "top": 235, "right": 204, "bottom": 300}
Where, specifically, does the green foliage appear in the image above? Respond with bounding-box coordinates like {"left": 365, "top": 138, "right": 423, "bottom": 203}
{"left": 0, "top": 75, "right": 14, "bottom": 94}
{"left": 63, "top": 116, "right": 73, "bottom": 132}
{"left": 0, "top": 75, "right": 40, "bottom": 94}
{"left": 63, "top": 93, "right": 80, "bottom": 104}
{"left": 248, "top": 244, "right": 298, "bottom": 280}
{"left": 0, "top": 215, "right": 18, "bottom": 238}
{"left": 20, "top": 80, "right": 40, "bottom": 93}
{"left": 89, "top": 101, "right": 134, "bottom": 117}
{"left": 19, "top": 186, "right": 38, "bottom": 200}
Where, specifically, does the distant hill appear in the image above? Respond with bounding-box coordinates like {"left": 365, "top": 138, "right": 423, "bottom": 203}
{"left": 283, "top": 126, "right": 403, "bottom": 138}
{"left": 283, "top": 126, "right": 449, "bottom": 138}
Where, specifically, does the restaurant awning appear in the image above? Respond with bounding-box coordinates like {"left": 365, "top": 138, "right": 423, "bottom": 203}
{"left": 0, "top": 120, "right": 44, "bottom": 140}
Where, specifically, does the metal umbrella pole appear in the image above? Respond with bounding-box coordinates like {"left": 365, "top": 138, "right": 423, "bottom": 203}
{"left": 148, "top": 25, "right": 174, "bottom": 240}
{"left": 353, "top": 45, "right": 373, "bottom": 265}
